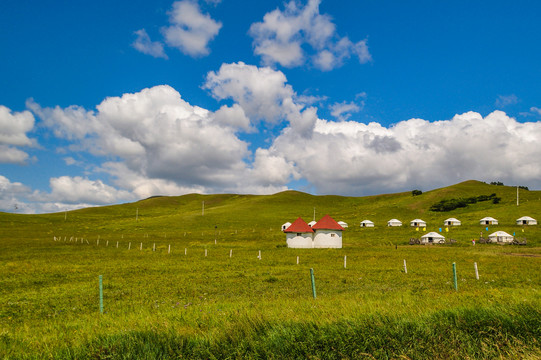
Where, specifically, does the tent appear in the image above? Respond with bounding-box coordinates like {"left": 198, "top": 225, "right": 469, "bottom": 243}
{"left": 516, "top": 216, "right": 537, "bottom": 225}
{"left": 488, "top": 231, "right": 514, "bottom": 244}
{"left": 444, "top": 218, "right": 461, "bottom": 226}
{"left": 420, "top": 232, "right": 446, "bottom": 244}
{"left": 360, "top": 220, "right": 374, "bottom": 227}
{"left": 480, "top": 217, "right": 498, "bottom": 225}
{"left": 308, "top": 220, "right": 317, "bottom": 227}
{"left": 387, "top": 219, "right": 402, "bottom": 227}
{"left": 410, "top": 219, "right": 427, "bottom": 227}
{"left": 281, "top": 222, "right": 292, "bottom": 231}
{"left": 337, "top": 221, "right": 348, "bottom": 228}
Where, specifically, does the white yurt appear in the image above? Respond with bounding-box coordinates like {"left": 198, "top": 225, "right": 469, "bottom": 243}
{"left": 516, "top": 216, "right": 537, "bottom": 225}
{"left": 283, "top": 217, "right": 314, "bottom": 248}
{"left": 444, "top": 218, "right": 461, "bottom": 226}
{"left": 312, "top": 214, "right": 344, "bottom": 248}
{"left": 410, "top": 219, "right": 427, "bottom": 227}
{"left": 387, "top": 219, "right": 402, "bottom": 227}
{"left": 360, "top": 220, "right": 375, "bottom": 227}
{"left": 488, "top": 231, "right": 514, "bottom": 244}
{"left": 480, "top": 217, "right": 498, "bottom": 225}
{"left": 337, "top": 221, "right": 348, "bottom": 228}
{"left": 281, "top": 222, "right": 292, "bottom": 231}
{"left": 420, "top": 232, "right": 446, "bottom": 244}
{"left": 308, "top": 220, "right": 317, "bottom": 227}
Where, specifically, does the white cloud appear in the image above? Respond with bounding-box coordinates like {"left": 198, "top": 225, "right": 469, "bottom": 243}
{"left": 330, "top": 101, "right": 362, "bottom": 121}
{"left": 162, "top": 0, "right": 222, "bottom": 57}
{"left": 204, "top": 62, "right": 317, "bottom": 136}
{"left": 495, "top": 94, "right": 519, "bottom": 108}
{"left": 45, "top": 176, "right": 135, "bottom": 205}
{"left": 249, "top": 0, "right": 371, "bottom": 70}
{"left": 530, "top": 107, "right": 541, "bottom": 115}
{"left": 0, "top": 106, "right": 36, "bottom": 164}
{"left": 132, "top": 29, "right": 168, "bottom": 59}
{"left": 269, "top": 110, "right": 541, "bottom": 195}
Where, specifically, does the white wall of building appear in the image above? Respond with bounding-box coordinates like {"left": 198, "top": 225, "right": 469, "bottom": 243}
{"left": 313, "top": 230, "right": 342, "bottom": 248}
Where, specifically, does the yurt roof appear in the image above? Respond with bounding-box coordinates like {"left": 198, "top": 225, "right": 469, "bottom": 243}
{"left": 445, "top": 218, "right": 460, "bottom": 222}
{"left": 308, "top": 220, "right": 317, "bottom": 226}
{"left": 312, "top": 214, "right": 344, "bottom": 230}
{"left": 410, "top": 218, "right": 425, "bottom": 223}
{"left": 517, "top": 216, "right": 536, "bottom": 221}
{"left": 361, "top": 220, "right": 374, "bottom": 224}
{"left": 480, "top": 216, "right": 498, "bottom": 221}
{"left": 421, "top": 232, "right": 445, "bottom": 239}
{"left": 284, "top": 217, "right": 314, "bottom": 233}
{"left": 489, "top": 231, "right": 513, "bottom": 237}
{"left": 388, "top": 219, "right": 401, "bottom": 223}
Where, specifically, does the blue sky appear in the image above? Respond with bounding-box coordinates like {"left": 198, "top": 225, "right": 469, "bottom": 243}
{"left": 1, "top": 0, "right": 541, "bottom": 213}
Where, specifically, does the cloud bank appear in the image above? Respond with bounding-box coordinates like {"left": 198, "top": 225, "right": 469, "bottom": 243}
{"left": 4, "top": 63, "right": 541, "bottom": 213}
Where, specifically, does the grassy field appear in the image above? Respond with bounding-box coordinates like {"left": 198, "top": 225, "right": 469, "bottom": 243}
{"left": 1, "top": 180, "right": 540, "bottom": 359}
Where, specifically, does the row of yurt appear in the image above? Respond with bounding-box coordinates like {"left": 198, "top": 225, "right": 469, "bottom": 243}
{"left": 417, "top": 230, "right": 516, "bottom": 245}
{"left": 283, "top": 215, "right": 344, "bottom": 248}
{"left": 359, "top": 216, "right": 537, "bottom": 227}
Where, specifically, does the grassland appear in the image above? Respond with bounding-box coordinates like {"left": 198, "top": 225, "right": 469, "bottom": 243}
{"left": 1, "top": 180, "right": 540, "bottom": 359}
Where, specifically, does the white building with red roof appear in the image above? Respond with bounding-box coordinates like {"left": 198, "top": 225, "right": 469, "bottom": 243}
{"left": 284, "top": 214, "right": 344, "bottom": 248}
{"left": 312, "top": 214, "right": 344, "bottom": 248}
{"left": 283, "top": 217, "right": 314, "bottom": 248}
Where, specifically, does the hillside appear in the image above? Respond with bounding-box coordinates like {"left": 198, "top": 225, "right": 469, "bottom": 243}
{"left": 1, "top": 180, "right": 540, "bottom": 246}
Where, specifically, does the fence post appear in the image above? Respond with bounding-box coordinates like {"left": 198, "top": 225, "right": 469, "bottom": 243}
{"left": 452, "top": 262, "right": 458, "bottom": 291}
{"left": 99, "top": 275, "right": 104, "bottom": 314}
{"left": 474, "top": 262, "right": 479, "bottom": 280}
{"left": 310, "top": 268, "right": 317, "bottom": 299}
{"left": 403, "top": 259, "right": 407, "bottom": 274}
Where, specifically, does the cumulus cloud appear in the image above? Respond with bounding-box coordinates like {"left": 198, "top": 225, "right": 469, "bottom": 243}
{"left": 162, "top": 0, "right": 222, "bottom": 57}
{"left": 132, "top": 29, "right": 168, "bottom": 59}
{"left": 0, "top": 105, "right": 36, "bottom": 164}
{"left": 204, "top": 62, "right": 317, "bottom": 137}
{"left": 249, "top": 0, "right": 371, "bottom": 70}
{"left": 268, "top": 110, "right": 541, "bottom": 194}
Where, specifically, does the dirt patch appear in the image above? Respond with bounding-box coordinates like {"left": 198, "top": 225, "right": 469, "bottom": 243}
{"left": 504, "top": 253, "right": 541, "bottom": 258}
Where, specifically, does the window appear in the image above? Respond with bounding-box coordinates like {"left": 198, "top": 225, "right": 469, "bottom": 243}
{"left": 331, "top": 233, "right": 335, "bottom": 237}
{"left": 297, "top": 233, "right": 301, "bottom": 236}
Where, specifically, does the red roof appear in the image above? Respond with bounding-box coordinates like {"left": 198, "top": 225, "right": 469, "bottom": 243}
{"left": 312, "top": 214, "right": 344, "bottom": 230}
{"left": 283, "top": 217, "right": 314, "bottom": 233}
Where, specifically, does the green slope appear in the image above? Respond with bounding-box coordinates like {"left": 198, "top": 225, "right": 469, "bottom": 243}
{"left": 1, "top": 180, "right": 540, "bottom": 246}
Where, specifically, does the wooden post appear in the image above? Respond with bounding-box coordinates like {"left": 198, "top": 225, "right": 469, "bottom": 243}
{"left": 403, "top": 259, "right": 408, "bottom": 274}
{"left": 474, "top": 262, "right": 479, "bottom": 280}
{"left": 185, "top": 248, "right": 187, "bottom": 255}
{"left": 297, "top": 256, "right": 299, "bottom": 265}
{"left": 258, "top": 250, "right": 261, "bottom": 260}
{"left": 230, "top": 249, "right": 232, "bottom": 258}
{"left": 205, "top": 249, "right": 207, "bottom": 257}
{"left": 116, "top": 241, "right": 119, "bottom": 248}
{"left": 128, "top": 242, "right": 131, "bottom": 250}
{"left": 140, "top": 242, "right": 142, "bottom": 251}
{"left": 153, "top": 243, "right": 156, "bottom": 252}
{"left": 344, "top": 255, "right": 347, "bottom": 269}
{"left": 168, "top": 244, "right": 171, "bottom": 254}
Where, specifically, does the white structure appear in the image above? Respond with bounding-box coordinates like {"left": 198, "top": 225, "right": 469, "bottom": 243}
{"left": 480, "top": 217, "right": 498, "bottom": 225}
{"left": 337, "top": 221, "right": 348, "bottom": 228}
{"left": 308, "top": 220, "right": 317, "bottom": 227}
{"left": 516, "top": 216, "right": 537, "bottom": 225}
{"left": 360, "top": 220, "right": 374, "bottom": 227}
{"left": 410, "top": 219, "right": 427, "bottom": 227}
{"left": 444, "top": 218, "right": 461, "bottom": 226}
{"left": 488, "top": 231, "right": 514, "bottom": 244}
{"left": 387, "top": 219, "right": 402, "bottom": 227}
{"left": 281, "top": 222, "right": 292, "bottom": 231}
{"left": 283, "top": 217, "right": 314, "bottom": 248}
{"left": 284, "top": 215, "right": 344, "bottom": 248}
{"left": 420, "top": 232, "right": 446, "bottom": 244}
{"left": 313, "top": 215, "right": 344, "bottom": 248}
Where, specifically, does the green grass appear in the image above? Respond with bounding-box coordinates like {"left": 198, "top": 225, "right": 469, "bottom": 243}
{"left": 1, "top": 180, "right": 540, "bottom": 359}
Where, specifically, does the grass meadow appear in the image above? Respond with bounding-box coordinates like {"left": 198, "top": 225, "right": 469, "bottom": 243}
{"left": 1, "top": 181, "right": 540, "bottom": 359}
